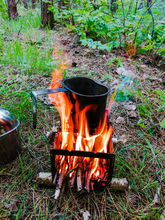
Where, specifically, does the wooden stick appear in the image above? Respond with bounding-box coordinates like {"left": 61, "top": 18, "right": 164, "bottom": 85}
{"left": 53, "top": 172, "right": 58, "bottom": 184}
{"left": 54, "top": 159, "right": 67, "bottom": 200}
{"left": 64, "top": 163, "right": 79, "bottom": 179}
{"left": 84, "top": 169, "right": 91, "bottom": 192}
{"left": 77, "top": 163, "right": 83, "bottom": 191}
{"left": 71, "top": 171, "right": 76, "bottom": 188}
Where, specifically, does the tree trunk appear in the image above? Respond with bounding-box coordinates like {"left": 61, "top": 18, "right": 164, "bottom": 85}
{"left": 7, "top": 0, "right": 18, "bottom": 20}
{"left": 58, "top": 0, "right": 68, "bottom": 12}
{"left": 41, "top": 0, "right": 54, "bottom": 29}
{"left": 111, "top": 0, "right": 117, "bottom": 13}
{"left": 32, "top": 0, "right": 36, "bottom": 9}
{"left": 147, "top": 0, "right": 152, "bottom": 7}
{"left": 22, "top": 0, "right": 28, "bottom": 9}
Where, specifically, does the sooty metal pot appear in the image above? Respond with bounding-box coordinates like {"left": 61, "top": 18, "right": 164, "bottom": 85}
{"left": 0, "top": 108, "right": 21, "bottom": 164}
{"left": 31, "top": 76, "right": 110, "bottom": 131}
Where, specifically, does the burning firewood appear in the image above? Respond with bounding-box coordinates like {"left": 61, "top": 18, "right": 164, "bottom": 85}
{"left": 77, "top": 163, "right": 83, "bottom": 191}
{"left": 84, "top": 168, "right": 91, "bottom": 192}
{"left": 71, "top": 171, "right": 76, "bottom": 188}
{"left": 54, "top": 158, "right": 67, "bottom": 200}
{"left": 36, "top": 172, "right": 129, "bottom": 192}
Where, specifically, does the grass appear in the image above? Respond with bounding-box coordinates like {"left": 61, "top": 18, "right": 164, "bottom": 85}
{"left": 0, "top": 3, "right": 165, "bottom": 220}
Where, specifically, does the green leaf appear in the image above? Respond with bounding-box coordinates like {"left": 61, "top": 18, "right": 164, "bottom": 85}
{"left": 160, "top": 118, "right": 165, "bottom": 128}
{"left": 138, "top": 124, "right": 145, "bottom": 128}
{"left": 155, "top": 90, "right": 161, "bottom": 96}
{"left": 145, "top": 139, "right": 161, "bottom": 170}
{"left": 157, "top": 48, "right": 165, "bottom": 53}
{"left": 137, "top": 118, "right": 143, "bottom": 124}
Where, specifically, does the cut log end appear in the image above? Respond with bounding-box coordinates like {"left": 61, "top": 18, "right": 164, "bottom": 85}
{"left": 54, "top": 189, "right": 60, "bottom": 200}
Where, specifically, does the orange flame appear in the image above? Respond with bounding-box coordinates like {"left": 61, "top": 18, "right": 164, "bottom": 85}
{"left": 49, "top": 46, "right": 113, "bottom": 179}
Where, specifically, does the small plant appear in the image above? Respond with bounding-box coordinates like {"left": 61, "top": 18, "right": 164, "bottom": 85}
{"left": 160, "top": 118, "right": 165, "bottom": 128}
{"left": 102, "top": 73, "right": 113, "bottom": 82}
{"left": 115, "top": 89, "right": 132, "bottom": 102}
{"left": 0, "top": 0, "right": 8, "bottom": 19}
{"left": 55, "top": 1, "right": 165, "bottom": 55}
{"left": 107, "top": 56, "right": 123, "bottom": 69}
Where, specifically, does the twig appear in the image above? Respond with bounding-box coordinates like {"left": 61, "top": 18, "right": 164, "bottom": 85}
{"left": 64, "top": 163, "right": 80, "bottom": 179}
{"left": 146, "top": 0, "right": 155, "bottom": 38}
{"left": 68, "top": 179, "right": 81, "bottom": 215}
{"left": 71, "top": 171, "right": 76, "bottom": 188}
{"left": 53, "top": 172, "right": 58, "bottom": 184}
{"left": 27, "top": 145, "right": 50, "bottom": 168}
{"left": 107, "top": 190, "right": 123, "bottom": 219}
{"left": 127, "top": 0, "right": 134, "bottom": 16}
{"left": 133, "top": 0, "right": 157, "bottom": 44}
{"left": 120, "top": 0, "right": 126, "bottom": 45}
{"left": 77, "top": 164, "right": 83, "bottom": 191}
{"left": 149, "top": 165, "right": 164, "bottom": 189}
{"left": 0, "top": 173, "right": 12, "bottom": 176}
{"left": 134, "top": 0, "right": 139, "bottom": 14}
{"left": 58, "top": 178, "right": 66, "bottom": 204}
{"left": 17, "top": 25, "right": 22, "bottom": 37}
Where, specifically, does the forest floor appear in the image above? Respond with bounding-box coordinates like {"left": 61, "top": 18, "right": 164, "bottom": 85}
{"left": 0, "top": 7, "right": 165, "bottom": 220}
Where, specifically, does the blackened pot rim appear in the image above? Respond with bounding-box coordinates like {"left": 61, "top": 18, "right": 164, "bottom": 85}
{"left": 0, "top": 119, "right": 20, "bottom": 138}
{"left": 62, "top": 76, "right": 110, "bottom": 97}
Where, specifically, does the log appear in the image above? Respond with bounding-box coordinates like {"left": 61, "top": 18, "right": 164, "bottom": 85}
{"left": 35, "top": 172, "right": 129, "bottom": 191}
{"left": 110, "top": 178, "right": 129, "bottom": 191}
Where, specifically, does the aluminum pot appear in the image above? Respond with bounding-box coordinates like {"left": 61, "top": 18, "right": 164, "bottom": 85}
{"left": 0, "top": 108, "right": 21, "bottom": 164}
{"left": 31, "top": 77, "right": 110, "bottom": 130}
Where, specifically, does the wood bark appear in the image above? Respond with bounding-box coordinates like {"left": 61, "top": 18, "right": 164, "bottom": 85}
{"left": 22, "top": 0, "right": 28, "bottom": 9}
{"left": 111, "top": 0, "right": 117, "bottom": 13}
{"left": 32, "top": 0, "right": 36, "bottom": 9}
{"left": 41, "top": 0, "right": 54, "bottom": 29}
{"left": 7, "top": 0, "right": 18, "bottom": 20}
{"left": 58, "top": 0, "right": 68, "bottom": 12}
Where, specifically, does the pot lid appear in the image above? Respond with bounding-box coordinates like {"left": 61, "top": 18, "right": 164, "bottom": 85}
{"left": 0, "top": 108, "right": 18, "bottom": 135}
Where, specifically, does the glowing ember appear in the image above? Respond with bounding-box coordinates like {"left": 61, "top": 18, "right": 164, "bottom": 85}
{"left": 49, "top": 46, "right": 114, "bottom": 191}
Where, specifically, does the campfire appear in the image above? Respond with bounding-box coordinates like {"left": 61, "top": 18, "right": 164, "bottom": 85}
{"left": 50, "top": 114, "right": 115, "bottom": 197}
{"left": 31, "top": 47, "right": 116, "bottom": 196}
{"left": 48, "top": 61, "right": 115, "bottom": 195}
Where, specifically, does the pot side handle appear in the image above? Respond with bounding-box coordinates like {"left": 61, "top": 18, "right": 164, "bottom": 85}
{"left": 31, "top": 88, "right": 67, "bottom": 129}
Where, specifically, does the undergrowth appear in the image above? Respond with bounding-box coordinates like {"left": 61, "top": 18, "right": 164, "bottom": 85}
{"left": 54, "top": 0, "right": 165, "bottom": 54}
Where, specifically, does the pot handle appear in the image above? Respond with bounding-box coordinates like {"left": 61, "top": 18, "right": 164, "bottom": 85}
{"left": 31, "top": 88, "right": 67, "bottom": 129}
